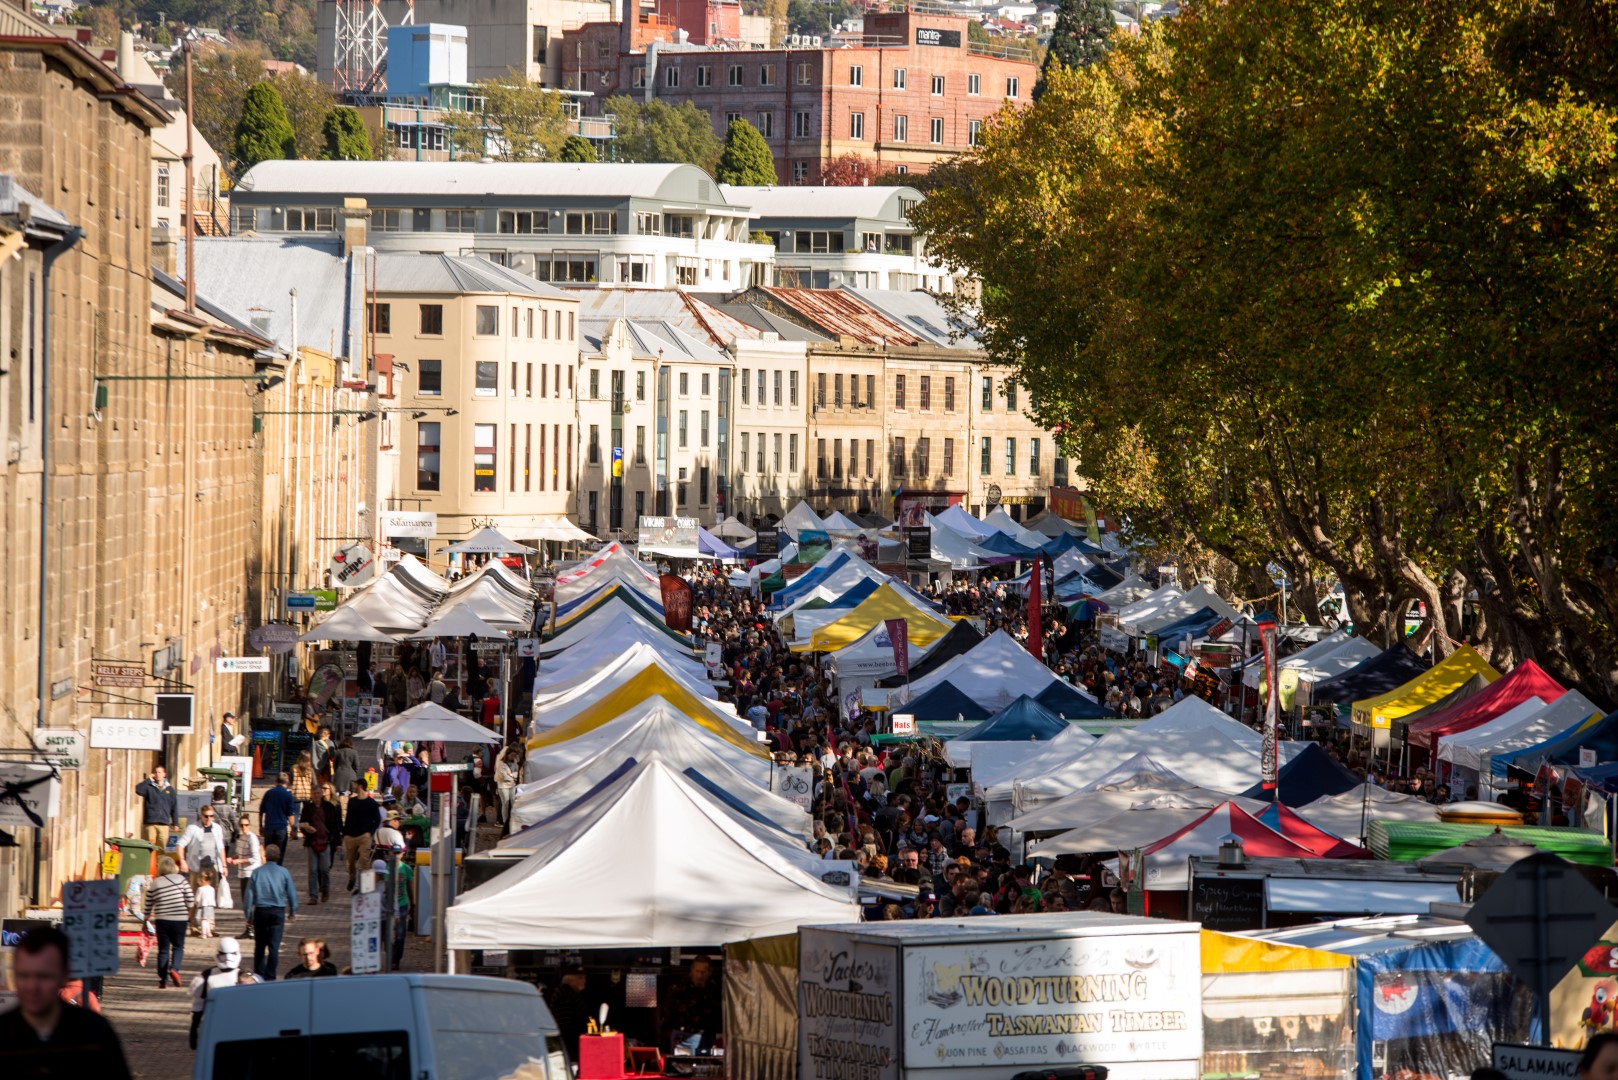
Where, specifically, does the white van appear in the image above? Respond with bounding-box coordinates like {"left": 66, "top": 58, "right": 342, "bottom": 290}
{"left": 192, "top": 973, "right": 567, "bottom": 1080}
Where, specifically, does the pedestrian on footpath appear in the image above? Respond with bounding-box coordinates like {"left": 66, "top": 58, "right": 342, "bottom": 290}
{"left": 298, "top": 783, "right": 341, "bottom": 904}
{"left": 0, "top": 927, "right": 132, "bottom": 1079}
{"left": 312, "top": 725, "right": 335, "bottom": 786}
{"left": 329, "top": 737, "right": 361, "bottom": 811}
{"left": 229, "top": 813, "right": 262, "bottom": 938}
{"left": 341, "top": 781, "right": 382, "bottom": 891}
{"left": 259, "top": 773, "right": 296, "bottom": 864}
{"left": 142, "top": 856, "right": 193, "bottom": 989}
{"left": 290, "top": 751, "right": 315, "bottom": 822}
{"left": 187, "top": 938, "right": 259, "bottom": 1050}
{"left": 134, "top": 765, "right": 176, "bottom": 850}
{"left": 175, "top": 804, "right": 229, "bottom": 889}
{"left": 284, "top": 938, "right": 338, "bottom": 979}
{"left": 243, "top": 846, "right": 297, "bottom": 980}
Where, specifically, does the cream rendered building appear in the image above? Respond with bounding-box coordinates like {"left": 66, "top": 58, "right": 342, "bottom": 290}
{"left": 377, "top": 252, "right": 584, "bottom": 554}
{"left": 731, "top": 334, "right": 810, "bottom": 524}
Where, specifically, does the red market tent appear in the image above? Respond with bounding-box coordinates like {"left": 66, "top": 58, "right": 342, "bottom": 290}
{"left": 1135, "top": 802, "right": 1322, "bottom": 889}
{"left": 1256, "top": 801, "right": 1374, "bottom": 860}
{"left": 1405, "top": 659, "right": 1566, "bottom": 752}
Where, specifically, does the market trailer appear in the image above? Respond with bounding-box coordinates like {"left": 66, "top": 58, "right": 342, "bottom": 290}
{"left": 798, "top": 912, "right": 1204, "bottom": 1080}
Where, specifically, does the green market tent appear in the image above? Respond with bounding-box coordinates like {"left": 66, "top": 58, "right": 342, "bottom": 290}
{"left": 1367, "top": 819, "right": 1611, "bottom": 865}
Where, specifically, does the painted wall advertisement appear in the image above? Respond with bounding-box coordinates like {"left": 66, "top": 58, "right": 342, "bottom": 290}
{"left": 800, "top": 928, "right": 900, "bottom": 1080}
{"left": 901, "top": 931, "right": 1202, "bottom": 1071}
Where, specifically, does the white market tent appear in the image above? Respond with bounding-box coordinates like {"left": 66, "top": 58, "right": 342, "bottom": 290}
{"left": 779, "top": 501, "right": 826, "bottom": 540}
{"left": 971, "top": 727, "right": 1122, "bottom": 798}
{"left": 536, "top": 603, "right": 697, "bottom": 658}
{"left": 528, "top": 515, "right": 598, "bottom": 543}
{"left": 1111, "top": 584, "right": 1185, "bottom": 627}
{"left": 1436, "top": 689, "right": 1603, "bottom": 781}
{"left": 519, "top": 696, "right": 775, "bottom": 787}
{"left": 440, "top": 526, "right": 539, "bottom": 555}
{"left": 1248, "top": 634, "right": 1380, "bottom": 690}
{"left": 298, "top": 605, "right": 399, "bottom": 643}
{"left": 820, "top": 510, "right": 864, "bottom": 532}
{"left": 1092, "top": 574, "right": 1153, "bottom": 608}
{"left": 827, "top": 620, "right": 934, "bottom": 683}
{"left": 1296, "top": 785, "right": 1443, "bottom": 844}
{"left": 534, "top": 635, "right": 707, "bottom": 691}
{"left": 355, "top": 701, "right": 501, "bottom": 744}
{"left": 446, "top": 757, "right": 858, "bottom": 950}
{"left": 1244, "top": 629, "right": 1352, "bottom": 688}
{"left": 924, "top": 521, "right": 993, "bottom": 570}
{"left": 343, "top": 571, "right": 439, "bottom": 633}
{"left": 1033, "top": 791, "right": 1271, "bottom": 857}
{"left": 533, "top": 645, "right": 722, "bottom": 716}
{"left": 931, "top": 504, "right": 997, "bottom": 541}
{"left": 391, "top": 554, "right": 451, "bottom": 596}
{"left": 528, "top": 660, "right": 749, "bottom": 739}
{"left": 1005, "top": 753, "right": 1203, "bottom": 835}
{"left": 1052, "top": 549, "right": 1094, "bottom": 579}
{"left": 407, "top": 606, "right": 512, "bottom": 640}
{"left": 1127, "top": 584, "right": 1239, "bottom": 637}
{"left": 710, "top": 516, "right": 756, "bottom": 542}
{"left": 895, "top": 629, "right": 1067, "bottom": 710}
{"left": 981, "top": 508, "right": 1051, "bottom": 550}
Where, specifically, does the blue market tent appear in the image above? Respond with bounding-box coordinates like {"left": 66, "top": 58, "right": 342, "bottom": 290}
{"left": 696, "top": 528, "right": 741, "bottom": 560}
{"left": 897, "top": 681, "right": 993, "bottom": 724}
{"left": 1040, "top": 532, "right": 1082, "bottom": 556}
{"left": 1035, "top": 678, "right": 1112, "bottom": 720}
{"left": 876, "top": 620, "right": 984, "bottom": 688}
{"left": 1150, "top": 606, "right": 1228, "bottom": 645}
{"left": 951, "top": 695, "right": 1068, "bottom": 743}
{"left": 553, "top": 581, "right": 664, "bottom": 621}
{"left": 976, "top": 532, "right": 1044, "bottom": 560}
{"left": 771, "top": 552, "right": 852, "bottom": 607}
{"left": 1081, "top": 561, "right": 1127, "bottom": 590}
{"left": 1310, "top": 644, "right": 1431, "bottom": 704}
{"left": 1239, "top": 743, "right": 1360, "bottom": 806}
{"left": 1493, "top": 708, "right": 1618, "bottom": 779}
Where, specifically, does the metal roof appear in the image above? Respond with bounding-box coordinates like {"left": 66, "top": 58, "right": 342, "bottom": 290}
{"left": 372, "top": 252, "right": 570, "bottom": 298}
{"left": 693, "top": 297, "right": 832, "bottom": 343}
{"left": 580, "top": 317, "right": 732, "bottom": 365}
{"left": 572, "top": 289, "right": 767, "bottom": 348}
{"left": 234, "top": 160, "right": 736, "bottom": 206}
{"left": 759, "top": 287, "right": 925, "bottom": 347}
{"left": 719, "top": 184, "right": 922, "bottom": 224}
{"left": 843, "top": 287, "right": 983, "bottom": 350}
{"left": 189, "top": 236, "right": 353, "bottom": 355}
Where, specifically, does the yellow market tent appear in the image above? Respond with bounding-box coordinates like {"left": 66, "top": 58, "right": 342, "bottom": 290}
{"left": 1201, "top": 930, "right": 1355, "bottom": 1079}
{"left": 795, "top": 583, "right": 954, "bottom": 653}
{"left": 1351, "top": 645, "right": 1501, "bottom": 731}
{"left": 526, "top": 665, "right": 769, "bottom": 758}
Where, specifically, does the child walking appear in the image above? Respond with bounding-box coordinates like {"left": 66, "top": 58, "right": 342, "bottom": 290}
{"left": 193, "top": 869, "right": 218, "bottom": 939}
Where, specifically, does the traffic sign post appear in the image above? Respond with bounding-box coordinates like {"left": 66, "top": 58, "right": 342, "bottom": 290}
{"left": 61, "top": 879, "right": 119, "bottom": 978}
{"left": 1467, "top": 852, "right": 1618, "bottom": 1039}
{"left": 1492, "top": 1043, "right": 1579, "bottom": 1079}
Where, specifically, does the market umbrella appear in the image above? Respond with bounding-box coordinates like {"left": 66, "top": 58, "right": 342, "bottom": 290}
{"left": 438, "top": 526, "right": 539, "bottom": 555}
{"left": 407, "top": 606, "right": 513, "bottom": 640}
{"left": 1415, "top": 827, "right": 1544, "bottom": 871}
{"left": 297, "top": 605, "right": 400, "bottom": 643}
{"left": 356, "top": 701, "right": 500, "bottom": 744}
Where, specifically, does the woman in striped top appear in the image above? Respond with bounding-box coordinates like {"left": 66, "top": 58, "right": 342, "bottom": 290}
{"left": 143, "top": 855, "right": 194, "bottom": 989}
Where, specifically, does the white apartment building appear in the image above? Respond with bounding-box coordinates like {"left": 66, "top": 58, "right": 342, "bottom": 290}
{"left": 230, "top": 160, "right": 775, "bottom": 291}
{"left": 732, "top": 336, "right": 811, "bottom": 524}
{"left": 721, "top": 184, "right": 960, "bottom": 293}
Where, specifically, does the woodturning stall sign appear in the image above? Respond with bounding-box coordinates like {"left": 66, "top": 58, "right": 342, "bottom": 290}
{"left": 800, "top": 927, "right": 899, "bottom": 1080}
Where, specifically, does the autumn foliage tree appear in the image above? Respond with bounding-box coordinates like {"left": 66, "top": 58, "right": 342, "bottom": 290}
{"left": 914, "top": 0, "right": 1618, "bottom": 701}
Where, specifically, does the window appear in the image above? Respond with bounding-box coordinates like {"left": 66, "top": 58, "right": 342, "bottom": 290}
{"left": 740, "top": 432, "right": 750, "bottom": 471}
{"left": 944, "top": 376, "right": 955, "bottom": 411}
{"left": 1006, "top": 76, "right": 1020, "bottom": 99}
{"left": 209, "top": 1031, "right": 412, "bottom": 1076}
{"left": 526, "top": 362, "right": 533, "bottom": 395}
{"left": 789, "top": 433, "right": 798, "bottom": 472}
{"left": 865, "top": 439, "right": 875, "bottom": 476}
{"left": 678, "top": 410, "right": 688, "bottom": 448}
{"left": 968, "top": 120, "right": 982, "bottom": 147}
{"left": 635, "top": 211, "right": 662, "bottom": 236}
{"left": 982, "top": 376, "right": 993, "bottom": 410}
{"left": 920, "top": 375, "right": 931, "bottom": 410}
{"left": 1030, "top": 438, "right": 1041, "bottom": 475}
{"left": 635, "top": 425, "right": 647, "bottom": 463}
{"left": 849, "top": 372, "right": 860, "bottom": 406}
{"left": 368, "top": 302, "right": 391, "bottom": 335}
{"left": 789, "top": 370, "right": 799, "bottom": 405}
{"left": 475, "top": 305, "right": 500, "bottom": 335}
{"left": 589, "top": 369, "right": 601, "bottom": 400}
{"left": 373, "top": 208, "right": 404, "bottom": 232}
{"left": 699, "top": 465, "right": 710, "bottom": 505}
{"left": 893, "top": 114, "right": 908, "bottom": 143}
{"left": 232, "top": 205, "right": 256, "bottom": 232}
{"left": 894, "top": 374, "right": 906, "bottom": 409}
{"left": 284, "top": 206, "right": 336, "bottom": 232}
{"left": 891, "top": 436, "right": 906, "bottom": 477}
{"left": 893, "top": 67, "right": 906, "bottom": 89}
{"left": 833, "top": 438, "right": 843, "bottom": 479}
{"left": 700, "top": 410, "right": 710, "bottom": 447}
{"left": 756, "top": 111, "right": 774, "bottom": 138}
{"left": 792, "top": 161, "right": 809, "bottom": 183}
{"left": 888, "top": 232, "right": 914, "bottom": 255}
{"left": 916, "top": 436, "right": 930, "bottom": 478}
{"left": 834, "top": 373, "right": 843, "bottom": 408}
{"left": 930, "top": 117, "right": 944, "bottom": 144}
{"left": 849, "top": 65, "right": 863, "bottom": 86}
{"left": 636, "top": 371, "right": 647, "bottom": 400}
{"left": 980, "top": 436, "right": 991, "bottom": 475}
{"left": 497, "top": 210, "right": 548, "bottom": 234}
{"left": 417, "top": 423, "right": 441, "bottom": 490}
{"left": 850, "top": 112, "right": 865, "bottom": 140}
{"left": 474, "top": 424, "right": 497, "bottom": 491}
{"left": 665, "top": 215, "right": 696, "bottom": 238}
{"left": 679, "top": 372, "right": 690, "bottom": 397}
{"left": 615, "top": 255, "right": 651, "bottom": 283}
{"left": 760, "top": 63, "right": 776, "bottom": 85}
{"left": 796, "top": 61, "right": 813, "bottom": 84}
{"left": 533, "top": 23, "right": 548, "bottom": 61}
{"left": 969, "top": 73, "right": 981, "bottom": 95}
{"left": 1005, "top": 437, "right": 1016, "bottom": 475}
{"left": 511, "top": 306, "right": 519, "bottom": 337}
{"left": 701, "top": 372, "right": 710, "bottom": 396}
{"left": 741, "top": 369, "right": 750, "bottom": 404}
{"left": 931, "top": 74, "right": 945, "bottom": 95}
{"left": 943, "top": 437, "right": 955, "bottom": 477}
{"left": 419, "top": 359, "right": 442, "bottom": 396}
{"left": 866, "top": 374, "right": 875, "bottom": 406}
{"left": 793, "top": 231, "right": 845, "bottom": 253}
{"left": 420, "top": 304, "right": 443, "bottom": 335}
{"left": 524, "top": 424, "right": 532, "bottom": 491}
{"left": 565, "top": 211, "right": 616, "bottom": 235}
{"left": 773, "top": 370, "right": 782, "bottom": 405}
{"left": 773, "top": 433, "right": 782, "bottom": 471}
{"left": 794, "top": 110, "right": 813, "bottom": 138}
{"left": 757, "top": 369, "right": 766, "bottom": 403}
{"left": 632, "top": 68, "right": 646, "bottom": 89}
{"left": 816, "top": 438, "right": 827, "bottom": 479}
{"left": 816, "top": 372, "right": 826, "bottom": 408}
{"left": 1006, "top": 380, "right": 1018, "bottom": 411}
{"left": 536, "top": 252, "right": 598, "bottom": 283}
{"left": 696, "top": 64, "right": 712, "bottom": 86}
{"left": 526, "top": 309, "right": 535, "bottom": 338}
{"left": 665, "top": 65, "right": 680, "bottom": 87}
{"left": 1055, "top": 456, "right": 1070, "bottom": 487}
{"left": 475, "top": 361, "right": 498, "bottom": 396}
{"left": 445, "top": 208, "right": 479, "bottom": 231}
{"left": 589, "top": 424, "right": 601, "bottom": 463}
{"left": 510, "top": 423, "right": 518, "bottom": 491}
{"left": 756, "top": 432, "right": 765, "bottom": 473}
{"left": 728, "top": 63, "right": 743, "bottom": 86}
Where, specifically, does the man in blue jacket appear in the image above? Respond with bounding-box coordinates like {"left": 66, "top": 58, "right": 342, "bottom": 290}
{"left": 134, "top": 766, "right": 176, "bottom": 848}
{"left": 243, "top": 848, "right": 297, "bottom": 980}
{"left": 259, "top": 773, "right": 296, "bottom": 865}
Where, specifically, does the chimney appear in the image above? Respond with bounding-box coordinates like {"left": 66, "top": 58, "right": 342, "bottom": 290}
{"left": 117, "top": 30, "right": 136, "bottom": 80}
{"left": 341, "top": 196, "right": 369, "bottom": 256}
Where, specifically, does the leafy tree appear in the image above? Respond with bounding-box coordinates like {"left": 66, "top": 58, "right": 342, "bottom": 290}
{"left": 319, "top": 105, "right": 372, "bottom": 160}
{"left": 1034, "top": 0, "right": 1111, "bottom": 99}
{"left": 786, "top": 0, "right": 855, "bottom": 38}
{"left": 270, "top": 70, "right": 337, "bottom": 160}
{"left": 604, "top": 97, "right": 722, "bottom": 172}
{"left": 966, "top": 19, "right": 992, "bottom": 46}
{"left": 914, "top": 1, "right": 1618, "bottom": 701}
{"left": 166, "top": 44, "right": 268, "bottom": 174}
{"left": 714, "top": 119, "right": 777, "bottom": 185}
{"left": 445, "top": 71, "right": 571, "bottom": 161}
{"left": 819, "top": 153, "right": 881, "bottom": 186}
{"left": 559, "top": 135, "right": 596, "bottom": 162}
{"left": 233, "top": 79, "right": 296, "bottom": 171}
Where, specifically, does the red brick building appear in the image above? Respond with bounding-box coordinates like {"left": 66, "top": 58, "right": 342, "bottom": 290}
{"left": 563, "top": 9, "right": 1037, "bottom": 182}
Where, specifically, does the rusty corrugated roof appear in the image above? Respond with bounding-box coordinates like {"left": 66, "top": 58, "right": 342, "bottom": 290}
{"left": 760, "top": 287, "right": 926, "bottom": 347}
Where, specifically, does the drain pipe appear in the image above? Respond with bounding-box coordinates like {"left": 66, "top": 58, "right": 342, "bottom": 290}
{"left": 33, "top": 225, "right": 84, "bottom": 906}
